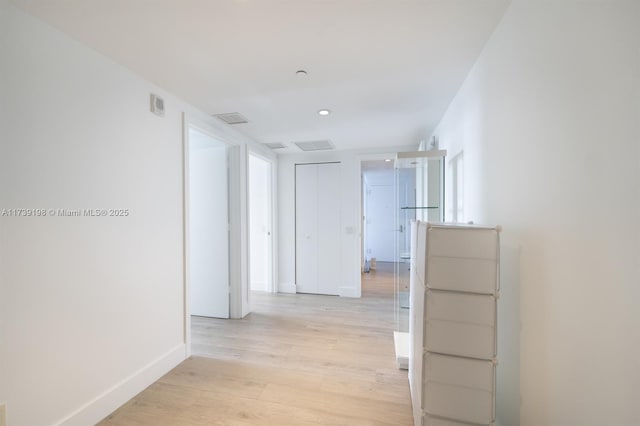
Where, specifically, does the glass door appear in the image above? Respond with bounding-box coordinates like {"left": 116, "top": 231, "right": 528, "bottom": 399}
{"left": 394, "top": 150, "right": 446, "bottom": 337}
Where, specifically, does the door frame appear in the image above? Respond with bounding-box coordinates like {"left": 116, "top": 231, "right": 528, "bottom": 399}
{"left": 182, "top": 113, "right": 235, "bottom": 357}
{"left": 355, "top": 153, "right": 396, "bottom": 297}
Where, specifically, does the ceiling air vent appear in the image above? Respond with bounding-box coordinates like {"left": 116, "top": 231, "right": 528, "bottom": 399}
{"left": 213, "top": 112, "right": 249, "bottom": 125}
{"left": 294, "top": 140, "right": 335, "bottom": 152}
{"left": 263, "top": 142, "right": 287, "bottom": 150}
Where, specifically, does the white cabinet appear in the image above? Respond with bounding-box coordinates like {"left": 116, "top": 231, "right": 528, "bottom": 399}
{"left": 410, "top": 222, "right": 500, "bottom": 426}
{"left": 295, "top": 162, "right": 342, "bottom": 295}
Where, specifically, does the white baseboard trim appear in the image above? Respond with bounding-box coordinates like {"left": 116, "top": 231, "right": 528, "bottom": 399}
{"left": 56, "top": 343, "right": 186, "bottom": 426}
{"left": 278, "top": 282, "right": 296, "bottom": 293}
{"left": 338, "top": 286, "right": 361, "bottom": 298}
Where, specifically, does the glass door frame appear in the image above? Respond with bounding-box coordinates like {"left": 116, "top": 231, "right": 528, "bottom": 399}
{"left": 393, "top": 150, "right": 447, "bottom": 334}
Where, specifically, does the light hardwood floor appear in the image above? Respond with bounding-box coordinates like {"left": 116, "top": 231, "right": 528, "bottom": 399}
{"left": 99, "top": 262, "right": 412, "bottom": 425}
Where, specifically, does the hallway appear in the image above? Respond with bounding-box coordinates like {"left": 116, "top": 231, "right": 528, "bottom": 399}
{"left": 99, "top": 263, "right": 412, "bottom": 425}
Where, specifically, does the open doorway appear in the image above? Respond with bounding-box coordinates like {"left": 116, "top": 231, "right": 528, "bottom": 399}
{"left": 183, "top": 123, "right": 230, "bottom": 357}
{"left": 362, "top": 161, "right": 395, "bottom": 266}
{"left": 360, "top": 158, "right": 397, "bottom": 298}
{"left": 359, "top": 156, "right": 417, "bottom": 303}
{"left": 187, "top": 126, "right": 229, "bottom": 318}
{"left": 248, "top": 153, "right": 274, "bottom": 294}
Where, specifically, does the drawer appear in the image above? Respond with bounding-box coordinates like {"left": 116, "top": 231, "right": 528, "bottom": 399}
{"left": 427, "top": 256, "right": 498, "bottom": 294}
{"left": 423, "top": 353, "right": 495, "bottom": 425}
{"left": 424, "top": 291, "right": 496, "bottom": 359}
{"left": 427, "top": 227, "right": 498, "bottom": 259}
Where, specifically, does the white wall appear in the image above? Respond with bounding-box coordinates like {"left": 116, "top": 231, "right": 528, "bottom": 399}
{"left": 431, "top": 1, "right": 640, "bottom": 425}
{"left": 1, "top": 4, "right": 184, "bottom": 424}
{"left": 278, "top": 147, "right": 414, "bottom": 297}
{"left": 249, "top": 154, "right": 270, "bottom": 292}
{"left": 0, "top": 2, "right": 275, "bottom": 424}
{"left": 0, "top": 1, "right": 8, "bottom": 411}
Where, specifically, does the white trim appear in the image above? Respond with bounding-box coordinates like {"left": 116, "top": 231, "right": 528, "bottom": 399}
{"left": 181, "top": 114, "right": 191, "bottom": 357}
{"left": 228, "top": 145, "right": 244, "bottom": 319}
{"left": 279, "top": 282, "right": 296, "bottom": 293}
{"left": 182, "top": 110, "right": 245, "bottom": 148}
{"left": 240, "top": 145, "right": 250, "bottom": 317}
{"left": 245, "top": 143, "right": 277, "bottom": 165}
{"left": 56, "top": 344, "right": 185, "bottom": 426}
{"left": 269, "top": 157, "right": 279, "bottom": 294}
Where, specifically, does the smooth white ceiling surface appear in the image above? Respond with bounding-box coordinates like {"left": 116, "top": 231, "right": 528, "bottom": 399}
{"left": 11, "top": 0, "right": 510, "bottom": 154}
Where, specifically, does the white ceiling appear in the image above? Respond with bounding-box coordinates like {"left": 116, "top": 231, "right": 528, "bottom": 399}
{"left": 11, "top": 0, "right": 510, "bottom": 154}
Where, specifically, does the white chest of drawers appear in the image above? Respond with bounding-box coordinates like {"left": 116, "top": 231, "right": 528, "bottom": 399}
{"left": 409, "top": 222, "right": 501, "bottom": 426}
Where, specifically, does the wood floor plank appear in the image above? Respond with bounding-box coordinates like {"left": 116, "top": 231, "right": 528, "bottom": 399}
{"left": 99, "top": 262, "right": 413, "bottom": 425}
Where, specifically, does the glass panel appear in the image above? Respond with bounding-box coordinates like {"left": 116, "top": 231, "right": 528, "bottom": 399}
{"left": 394, "top": 151, "right": 445, "bottom": 334}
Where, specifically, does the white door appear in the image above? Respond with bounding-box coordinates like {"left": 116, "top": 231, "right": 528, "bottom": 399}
{"left": 366, "top": 184, "right": 395, "bottom": 262}
{"left": 188, "top": 128, "right": 229, "bottom": 318}
{"left": 295, "top": 162, "right": 341, "bottom": 295}
{"left": 249, "top": 154, "right": 273, "bottom": 292}
{"left": 316, "top": 163, "right": 342, "bottom": 293}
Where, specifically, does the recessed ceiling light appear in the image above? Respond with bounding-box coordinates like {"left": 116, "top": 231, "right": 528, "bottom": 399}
{"left": 385, "top": 159, "right": 392, "bottom": 162}
{"left": 296, "top": 70, "right": 307, "bottom": 76}
{"left": 318, "top": 109, "right": 331, "bottom": 116}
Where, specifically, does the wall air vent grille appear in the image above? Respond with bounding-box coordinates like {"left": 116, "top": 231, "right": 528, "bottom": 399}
{"left": 294, "top": 140, "right": 335, "bottom": 151}
{"left": 213, "top": 112, "right": 249, "bottom": 124}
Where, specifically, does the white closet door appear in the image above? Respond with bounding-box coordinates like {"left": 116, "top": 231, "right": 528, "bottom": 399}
{"left": 316, "top": 163, "right": 341, "bottom": 295}
{"left": 295, "top": 162, "right": 341, "bottom": 295}
{"left": 295, "top": 164, "right": 319, "bottom": 294}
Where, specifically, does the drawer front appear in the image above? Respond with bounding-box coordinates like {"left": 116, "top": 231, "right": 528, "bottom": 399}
{"left": 424, "top": 291, "right": 496, "bottom": 359}
{"left": 423, "top": 354, "right": 495, "bottom": 425}
{"left": 427, "top": 227, "right": 498, "bottom": 259}
{"left": 427, "top": 256, "right": 497, "bottom": 294}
